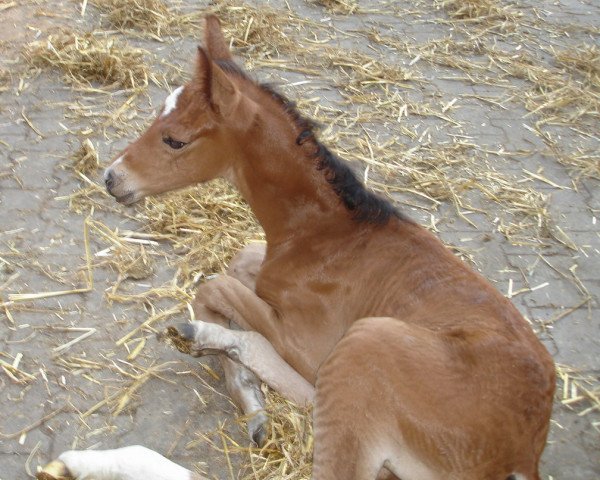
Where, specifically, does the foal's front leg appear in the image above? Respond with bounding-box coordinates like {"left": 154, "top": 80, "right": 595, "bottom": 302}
{"left": 194, "top": 275, "right": 284, "bottom": 348}
{"left": 191, "top": 242, "right": 270, "bottom": 445}
{"left": 191, "top": 304, "right": 269, "bottom": 445}
{"left": 168, "top": 321, "right": 314, "bottom": 406}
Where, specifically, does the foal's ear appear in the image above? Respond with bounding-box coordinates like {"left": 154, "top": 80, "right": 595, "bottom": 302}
{"left": 203, "top": 15, "right": 232, "bottom": 61}
{"left": 196, "top": 47, "right": 240, "bottom": 118}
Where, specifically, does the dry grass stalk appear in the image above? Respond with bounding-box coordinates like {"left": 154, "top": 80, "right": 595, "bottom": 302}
{"left": 0, "top": 68, "right": 10, "bottom": 92}
{"left": 0, "top": 358, "right": 36, "bottom": 384}
{"left": 209, "top": 0, "right": 306, "bottom": 58}
{"left": 90, "top": 0, "right": 201, "bottom": 39}
{"left": 239, "top": 390, "right": 312, "bottom": 480}
{"left": 137, "top": 180, "right": 264, "bottom": 280}
{"left": 554, "top": 148, "right": 600, "bottom": 181}
{"left": 23, "top": 32, "right": 153, "bottom": 90}
{"left": 556, "top": 364, "right": 600, "bottom": 417}
{"left": 111, "top": 362, "right": 172, "bottom": 415}
{"left": 436, "top": 0, "right": 521, "bottom": 28}
{"left": 71, "top": 138, "right": 99, "bottom": 175}
{"left": 311, "top": 0, "right": 358, "bottom": 15}
{"left": 323, "top": 47, "right": 418, "bottom": 91}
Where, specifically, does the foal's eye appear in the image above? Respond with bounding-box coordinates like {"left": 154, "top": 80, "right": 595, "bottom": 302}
{"left": 163, "top": 137, "right": 187, "bottom": 150}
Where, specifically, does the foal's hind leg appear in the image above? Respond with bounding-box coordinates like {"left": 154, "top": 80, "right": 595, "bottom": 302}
{"left": 311, "top": 318, "right": 442, "bottom": 480}
{"left": 192, "top": 242, "right": 268, "bottom": 445}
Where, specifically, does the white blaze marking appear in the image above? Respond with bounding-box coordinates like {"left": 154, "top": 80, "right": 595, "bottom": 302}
{"left": 161, "top": 86, "right": 184, "bottom": 118}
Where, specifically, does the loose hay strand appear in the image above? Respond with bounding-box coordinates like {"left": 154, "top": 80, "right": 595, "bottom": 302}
{"left": 89, "top": 0, "right": 202, "bottom": 38}
{"left": 240, "top": 389, "right": 313, "bottom": 480}
{"left": 23, "top": 31, "right": 155, "bottom": 91}
{"left": 311, "top": 0, "right": 358, "bottom": 15}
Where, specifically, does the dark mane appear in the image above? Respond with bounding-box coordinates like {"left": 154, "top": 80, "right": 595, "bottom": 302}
{"left": 215, "top": 59, "right": 404, "bottom": 225}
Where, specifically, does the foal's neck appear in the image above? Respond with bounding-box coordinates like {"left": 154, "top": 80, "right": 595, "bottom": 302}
{"left": 231, "top": 126, "right": 354, "bottom": 246}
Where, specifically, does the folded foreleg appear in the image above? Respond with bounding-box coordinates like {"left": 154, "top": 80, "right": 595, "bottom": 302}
{"left": 169, "top": 321, "right": 315, "bottom": 406}
{"left": 191, "top": 242, "right": 270, "bottom": 445}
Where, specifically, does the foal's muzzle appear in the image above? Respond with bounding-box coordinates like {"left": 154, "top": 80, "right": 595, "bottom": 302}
{"left": 103, "top": 167, "right": 136, "bottom": 205}
{"left": 104, "top": 169, "right": 116, "bottom": 192}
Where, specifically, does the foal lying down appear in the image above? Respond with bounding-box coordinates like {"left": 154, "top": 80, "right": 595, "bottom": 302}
{"left": 39, "top": 16, "right": 555, "bottom": 480}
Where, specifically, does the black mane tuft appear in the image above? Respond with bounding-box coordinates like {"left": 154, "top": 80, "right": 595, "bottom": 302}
{"left": 214, "top": 59, "right": 403, "bottom": 225}
{"left": 313, "top": 142, "right": 400, "bottom": 224}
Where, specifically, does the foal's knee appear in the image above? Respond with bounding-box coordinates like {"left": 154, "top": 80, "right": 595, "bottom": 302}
{"left": 226, "top": 242, "right": 266, "bottom": 287}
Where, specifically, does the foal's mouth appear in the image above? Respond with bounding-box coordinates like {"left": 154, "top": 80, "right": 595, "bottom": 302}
{"left": 113, "top": 191, "right": 137, "bottom": 205}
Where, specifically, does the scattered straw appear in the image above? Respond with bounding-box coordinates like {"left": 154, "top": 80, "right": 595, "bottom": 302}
{"left": 524, "top": 42, "right": 600, "bottom": 125}
{"left": 556, "top": 364, "right": 600, "bottom": 417}
{"left": 90, "top": 0, "right": 201, "bottom": 39}
{"left": 311, "top": 0, "right": 358, "bottom": 15}
{"left": 0, "top": 68, "right": 10, "bottom": 92}
{"left": 199, "top": 388, "right": 313, "bottom": 480}
{"left": 324, "top": 47, "right": 418, "bottom": 92}
{"left": 8, "top": 218, "right": 94, "bottom": 302}
{"left": 241, "top": 389, "right": 312, "bottom": 480}
{"left": 209, "top": 0, "right": 308, "bottom": 58}
{"left": 23, "top": 31, "right": 154, "bottom": 90}
{"left": 71, "top": 138, "right": 99, "bottom": 175}
{"left": 555, "top": 43, "right": 600, "bottom": 82}
{"left": 136, "top": 180, "right": 264, "bottom": 279}
{"left": 437, "top": 0, "right": 520, "bottom": 23}
{"left": 554, "top": 147, "right": 600, "bottom": 181}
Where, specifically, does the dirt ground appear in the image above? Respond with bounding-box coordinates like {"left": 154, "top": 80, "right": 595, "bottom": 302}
{"left": 0, "top": 0, "right": 598, "bottom": 479}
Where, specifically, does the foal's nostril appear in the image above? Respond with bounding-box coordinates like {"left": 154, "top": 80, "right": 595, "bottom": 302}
{"left": 104, "top": 170, "right": 115, "bottom": 190}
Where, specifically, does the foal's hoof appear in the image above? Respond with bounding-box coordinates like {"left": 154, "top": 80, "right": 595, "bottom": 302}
{"left": 174, "top": 322, "right": 197, "bottom": 342}
{"left": 161, "top": 324, "right": 195, "bottom": 355}
{"left": 248, "top": 410, "right": 269, "bottom": 447}
{"left": 37, "top": 460, "right": 73, "bottom": 480}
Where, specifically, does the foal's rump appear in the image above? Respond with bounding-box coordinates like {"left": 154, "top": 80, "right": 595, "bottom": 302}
{"left": 311, "top": 316, "right": 551, "bottom": 480}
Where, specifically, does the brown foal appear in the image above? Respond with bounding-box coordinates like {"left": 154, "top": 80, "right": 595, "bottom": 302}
{"left": 41, "top": 15, "right": 555, "bottom": 480}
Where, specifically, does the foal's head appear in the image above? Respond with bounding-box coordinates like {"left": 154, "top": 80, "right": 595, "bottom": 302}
{"left": 104, "top": 16, "right": 257, "bottom": 204}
